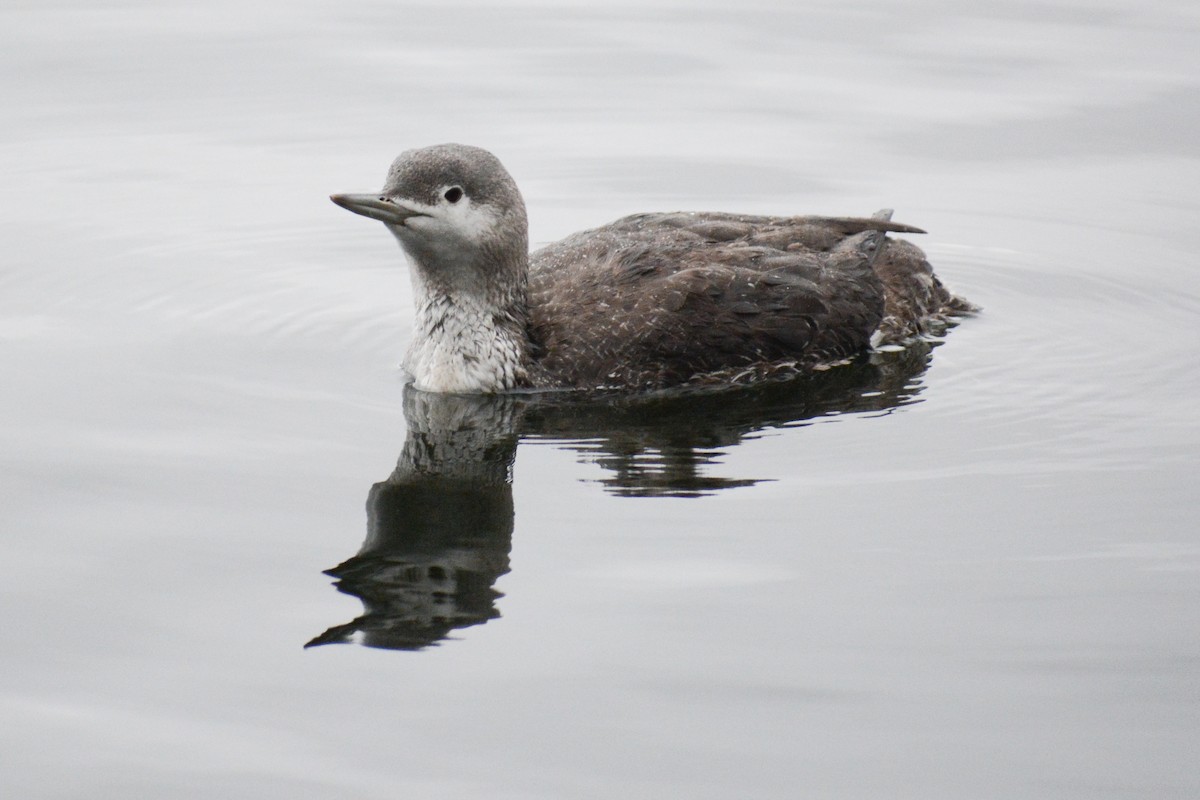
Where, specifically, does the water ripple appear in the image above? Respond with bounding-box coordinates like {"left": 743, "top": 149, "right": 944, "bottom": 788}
{"left": 921, "top": 243, "right": 1200, "bottom": 470}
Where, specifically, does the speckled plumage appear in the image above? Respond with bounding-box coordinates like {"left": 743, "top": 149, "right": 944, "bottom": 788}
{"left": 331, "top": 144, "right": 974, "bottom": 394}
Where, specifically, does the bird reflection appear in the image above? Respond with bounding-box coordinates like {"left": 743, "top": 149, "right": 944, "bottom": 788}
{"left": 307, "top": 392, "right": 520, "bottom": 650}
{"left": 310, "top": 342, "right": 935, "bottom": 650}
{"left": 522, "top": 341, "right": 933, "bottom": 497}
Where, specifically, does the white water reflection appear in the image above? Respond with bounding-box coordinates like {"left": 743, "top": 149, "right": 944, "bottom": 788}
{"left": 3, "top": 1, "right": 1199, "bottom": 798}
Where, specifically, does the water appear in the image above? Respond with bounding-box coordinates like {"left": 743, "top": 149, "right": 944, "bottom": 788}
{"left": 3, "top": 1, "right": 1198, "bottom": 797}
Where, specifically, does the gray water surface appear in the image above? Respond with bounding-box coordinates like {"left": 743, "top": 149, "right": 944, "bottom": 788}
{"left": 3, "top": 1, "right": 1198, "bottom": 798}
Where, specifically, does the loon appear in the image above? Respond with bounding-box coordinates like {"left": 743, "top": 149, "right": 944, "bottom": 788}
{"left": 331, "top": 143, "right": 974, "bottom": 394}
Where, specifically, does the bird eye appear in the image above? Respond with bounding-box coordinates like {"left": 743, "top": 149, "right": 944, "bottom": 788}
{"left": 444, "top": 187, "right": 464, "bottom": 203}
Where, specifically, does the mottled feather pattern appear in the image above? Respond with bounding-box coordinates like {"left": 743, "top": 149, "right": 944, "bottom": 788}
{"left": 405, "top": 289, "right": 531, "bottom": 393}
{"left": 525, "top": 211, "right": 965, "bottom": 390}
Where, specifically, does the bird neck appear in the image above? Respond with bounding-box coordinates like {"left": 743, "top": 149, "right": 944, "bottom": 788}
{"left": 403, "top": 252, "right": 533, "bottom": 393}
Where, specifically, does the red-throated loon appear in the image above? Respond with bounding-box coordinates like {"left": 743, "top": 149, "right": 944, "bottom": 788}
{"left": 331, "top": 143, "right": 974, "bottom": 393}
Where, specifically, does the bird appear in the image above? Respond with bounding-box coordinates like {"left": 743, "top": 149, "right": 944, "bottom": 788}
{"left": 331, "top": 143, "right": 974, "bottom": 394}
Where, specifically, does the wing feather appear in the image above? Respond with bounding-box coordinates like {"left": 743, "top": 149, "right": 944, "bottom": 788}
{"left": 527, "top": 212, "right": 900, "bottom": 389}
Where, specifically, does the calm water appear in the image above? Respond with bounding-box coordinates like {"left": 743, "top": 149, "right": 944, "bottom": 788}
{"left": 3, "top": 1, "right": 1198, "bottom": 797}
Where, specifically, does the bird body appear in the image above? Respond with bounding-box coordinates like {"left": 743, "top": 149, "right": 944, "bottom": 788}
{"left": 332, "top": 144, "right": 973, "bottom": 394}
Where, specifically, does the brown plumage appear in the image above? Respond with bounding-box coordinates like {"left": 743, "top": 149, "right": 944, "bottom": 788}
{"left": 331, "top": 144, "right": 975, "bottom": 394}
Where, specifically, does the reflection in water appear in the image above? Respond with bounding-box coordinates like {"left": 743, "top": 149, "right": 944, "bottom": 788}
{"left": 525, "top": 342, "right": 935, "bottom": 497}
{"left": 307, "top": 393, "right": 520, "bottom": 650}
{"left": 311, "top": 343, "right": 936, "bottom": 649}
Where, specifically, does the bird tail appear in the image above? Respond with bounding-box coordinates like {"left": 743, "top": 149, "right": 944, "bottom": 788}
{"left": 837, "top": 208, "right": 897, "bottom": 268}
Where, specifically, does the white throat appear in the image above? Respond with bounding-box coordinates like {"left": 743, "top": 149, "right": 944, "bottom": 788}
{"left": 403, "top": 274, "right": 529, "bottom": 393}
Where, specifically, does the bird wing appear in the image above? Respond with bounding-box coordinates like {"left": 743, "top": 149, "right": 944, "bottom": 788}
{"left": 527, "top": 213, "right": 896, "bottom": 389}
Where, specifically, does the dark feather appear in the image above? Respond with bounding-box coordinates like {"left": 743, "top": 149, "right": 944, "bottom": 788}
{"left": 525, "top": 211, "right": 962, "bottom": 390}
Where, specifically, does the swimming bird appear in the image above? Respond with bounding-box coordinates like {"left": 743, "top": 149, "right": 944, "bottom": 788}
{"left": 331, "top": 144, "right": 974, "bottom": 394}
